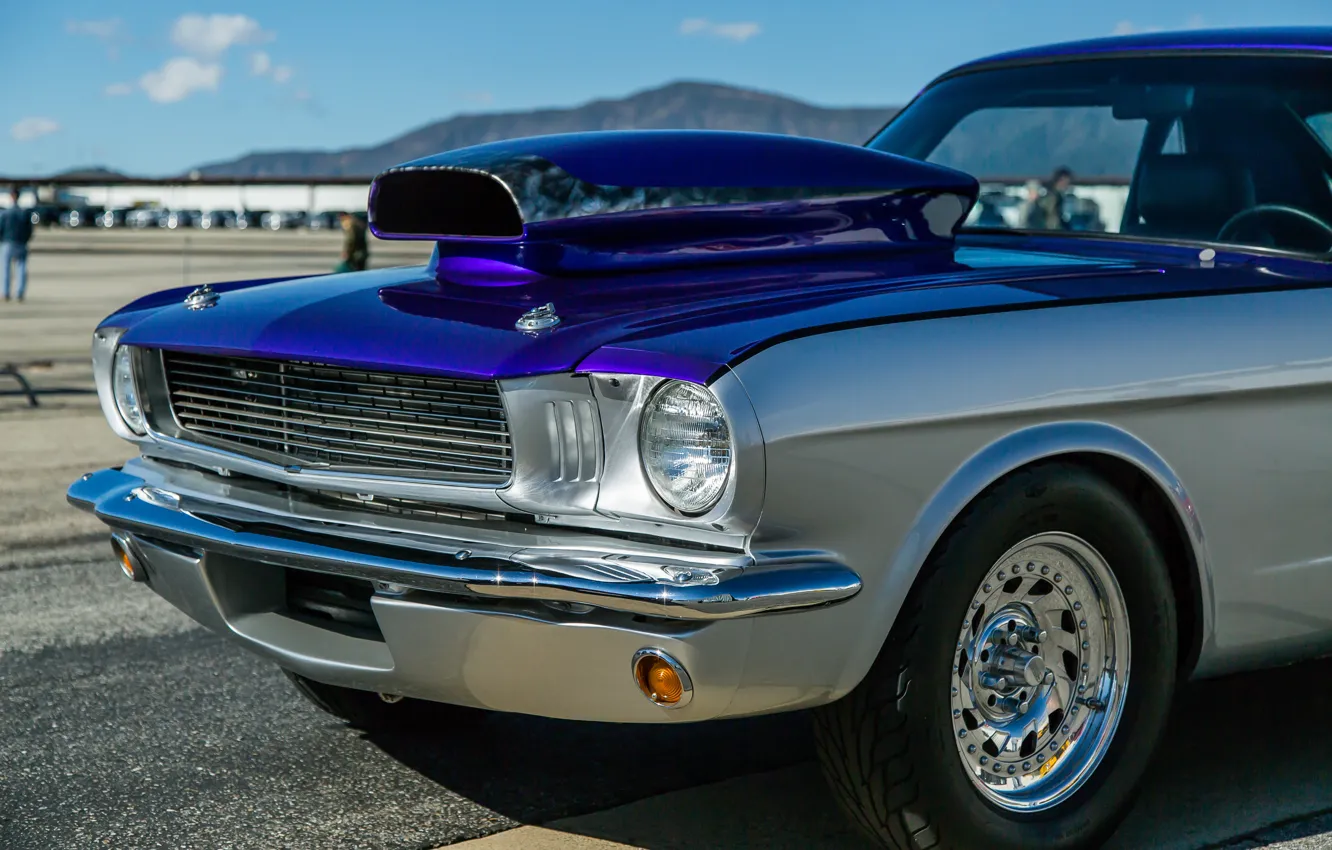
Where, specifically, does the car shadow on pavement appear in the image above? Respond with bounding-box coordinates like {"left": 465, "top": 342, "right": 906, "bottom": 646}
{"left": 367, "top": 656, "right": 1332, "bottom": 850}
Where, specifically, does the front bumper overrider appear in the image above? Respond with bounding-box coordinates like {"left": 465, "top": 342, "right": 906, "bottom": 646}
{"left": 68, "top": 460, "right": 861, "bottom": 722}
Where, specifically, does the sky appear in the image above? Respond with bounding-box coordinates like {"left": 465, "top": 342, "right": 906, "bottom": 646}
{"left": 2, "top": 1, "right": 1331, "bottom": 176}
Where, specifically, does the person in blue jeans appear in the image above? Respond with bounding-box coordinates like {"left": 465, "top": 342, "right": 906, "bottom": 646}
{"left": 0, "top": 186, "right": 34, "bottom": 302}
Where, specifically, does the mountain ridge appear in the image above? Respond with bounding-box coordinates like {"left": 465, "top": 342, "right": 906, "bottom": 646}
{"left": 193, "top": 81, "right": 900, "bottom": 178}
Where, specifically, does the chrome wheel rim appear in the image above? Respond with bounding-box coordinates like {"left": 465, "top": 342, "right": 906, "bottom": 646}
{"left": 949, "top": 532, "right": 1131, "bottom": 812}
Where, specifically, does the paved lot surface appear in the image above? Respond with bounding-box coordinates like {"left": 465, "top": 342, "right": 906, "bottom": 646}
{"left": 1, "top": 232, "right": 1329, "bottom": 849}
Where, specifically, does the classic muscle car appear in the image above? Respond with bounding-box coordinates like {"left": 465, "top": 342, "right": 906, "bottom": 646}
{"left": 69, "top": 27, "right": 1332, "bottom": 850}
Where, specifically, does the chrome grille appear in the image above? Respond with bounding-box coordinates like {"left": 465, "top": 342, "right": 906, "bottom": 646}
{"left": 160, "top": 352, "right": 512, "bottom": 484}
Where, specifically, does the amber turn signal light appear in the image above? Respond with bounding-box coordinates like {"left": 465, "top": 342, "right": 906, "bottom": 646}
{"left": 110, "top": 532, "right": 145, "bottom": 582}
{"left": 632, "top": 649, "right": 693, "bottom": 708}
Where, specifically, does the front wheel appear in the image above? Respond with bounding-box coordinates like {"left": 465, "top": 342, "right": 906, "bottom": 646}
{"left": 814, "top": 463, "right": 1178, "bottom": 850}
{"left": 283, "top": 670, "right": 488, "bottom": 733}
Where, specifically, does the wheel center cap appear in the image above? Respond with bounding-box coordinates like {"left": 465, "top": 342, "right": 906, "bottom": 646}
{"left": 969, "top": 606, "right": 1052, "bottom": 719}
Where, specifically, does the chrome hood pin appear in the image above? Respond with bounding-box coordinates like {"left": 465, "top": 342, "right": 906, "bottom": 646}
{"left": 515, "top": 302, "right": 560, "bottom": 331}
{"left": 184, "top": 283, "right": 219, "bottom": 310}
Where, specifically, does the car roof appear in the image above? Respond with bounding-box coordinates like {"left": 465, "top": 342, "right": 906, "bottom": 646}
{"left": 945, "top": 26, "right": 1332, "bottom": 79}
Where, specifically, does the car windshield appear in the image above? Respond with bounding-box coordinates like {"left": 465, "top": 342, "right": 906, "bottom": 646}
{"left": 868, "top": 55, "right": 1332, "bottom": 255}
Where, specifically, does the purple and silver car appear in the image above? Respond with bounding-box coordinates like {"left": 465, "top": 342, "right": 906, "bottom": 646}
{"left": 69, "top": 28, "right": 1332, "bottom": 850}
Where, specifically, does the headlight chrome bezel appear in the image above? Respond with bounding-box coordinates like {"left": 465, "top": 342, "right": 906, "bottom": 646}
{"left": 92, "top": 327, "right": 149, "bottom": 441}
{"left": 112, "top": 344, "right": 147, "bottom": 435}
{"left": 638, "top": 380, "right": 733, "bottom": 516}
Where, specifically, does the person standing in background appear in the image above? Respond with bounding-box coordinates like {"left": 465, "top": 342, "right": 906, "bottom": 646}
{"left": 1026, "top": 167, "right": 1074, "bottom": 230}
{"left": 0, "top": 186, "right": 34, "bottom": 302}
{"left": 337, "top": 211, "right": 369, "bottom": 272}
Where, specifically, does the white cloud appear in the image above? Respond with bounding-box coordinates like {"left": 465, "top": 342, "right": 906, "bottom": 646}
{"left": 12, "top": 117, "right": 61, "bottom": 142}
{"left": 140, "top": 57, "right": 223, "bottom": 103}
{"left": 66, "top": 17, "right": 128, "bottom": 58}
{"left": 461, "top": 91, "right": 494, "bottom": 105}
{"left": 272, "top": 65, "right": 293, "bottom": 84}
{"left": 66, "top": 18, "right": 123, "bottom": 40}
{"left": 104, "top": 82, "right": 133, "bottom": 96}
{"left": 170, "top": 14, "right": 271, "bottom": 57}
{"left": 1112, "top": 21, "right": 1158, "bottom": 35}
{"left": 1113, "top": 14, "right": 1205, "bottom": 35}
{"left": 249, "top": 51, "right": 272, "bottom": 76}
{"left": 679, "top": 18, "right": 761, "bottom": 42}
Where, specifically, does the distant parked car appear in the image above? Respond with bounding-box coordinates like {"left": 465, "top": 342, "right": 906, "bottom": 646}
{"left": 261, "top": 210, "right": 307, "bottom": 231}
{"left": 160, "top": 209, "right": 198, "bottom": 230}
{"left": 97, "top": 208, "right": 130, "bottom": 228}
{"left": 234, "top": 210, "right": 266, "bottom": 230}
{"left": 29, "top": 204, "right": 62, "bottom": 227}
{"left": 60, "top": 206, "right": 104, "bottom": 228}
{"left": 125, "top": 208, "right": 163, "bottom": 229}
{"left": 306, "top": 210, "right": 344, "bottom": 230}
{"left": 198, "top": 210, "right": 236, "bottom": 230}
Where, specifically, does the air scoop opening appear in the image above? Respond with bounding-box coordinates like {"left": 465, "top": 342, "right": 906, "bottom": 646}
{"left": 370, "top": 168, "right": 525, "bottom": 239}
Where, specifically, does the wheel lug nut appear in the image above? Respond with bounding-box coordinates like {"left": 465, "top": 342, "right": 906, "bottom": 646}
{"left": 983, "top": 583, "right": 992, "bottom": 592}
{"left": 1043, "top": 670, "right": 1055, "bottom": 684}
{"left": 1023, "top": 761, "right": 1031, "bottom": 770}
{"left": 1041, "top": 566, "right": 1050, "bottom": 575}
{"left": 1082, "top": 662, "right": 1090, "bottom": 670}
{"left": 968, "top": 744, "right": 977, "bottom": 753}
{"left": 1073, "top": 602, "right": 1082, "bottom": 611}
{"left": 1037, "top": 754, "right": 1045, "bottom": 762}
{"left": 1015, "top": 625, "right": 1047, "bottom": 642}
{"left": 1082, "top": 641, "right": 1091, "bottom": 649}
{"left": 979, "top": 672, "right": 1010, "bottom": 689}
{"left": 980, "top": 756, "right": 988, "bottom": 764}
{"left": 953, "top": 709, "right": 961, "bottom": 717}
{"left": 998, "top": 570, "right": 1006, "bottom": 580}
{"left": 1026, "top": 562, "right": 1035, "bottom": 572}
{"left": 1007, "top": 765, "right": 1016, "bottom": 774}
{"left": 1079, "top": 620, "right": 1087, "bottom": 630}
{"left": 958, "top": 730, "right": 967, "bottom": 738}
{"left": 1054, "top": 573, "right": 1062, "bottom": 582}
{"left": 1065, "top": 586, "right": 1074, "bottom": 595}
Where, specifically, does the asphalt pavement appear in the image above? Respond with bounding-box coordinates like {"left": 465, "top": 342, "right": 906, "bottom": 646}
{"left": 1, "top": 231, "right": 1330, "bottom": 849}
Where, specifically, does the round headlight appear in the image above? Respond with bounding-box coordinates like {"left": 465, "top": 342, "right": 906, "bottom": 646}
{"left": 639, "top": 381, "right": 732, "bottom": 515}
{"left": 112, "top": 346, "right": 146, "bottom": 435}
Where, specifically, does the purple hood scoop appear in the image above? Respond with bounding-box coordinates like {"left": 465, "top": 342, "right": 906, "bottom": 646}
{"left": 367, "top": 130, "right": 979, "bottom": 275}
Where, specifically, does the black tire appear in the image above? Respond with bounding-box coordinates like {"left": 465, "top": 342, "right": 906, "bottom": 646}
{"left": 283, "top": 670, "right": 488, "bottom": 733}
{"left": 813, "top": 463, "right": 1178, "bottom": 850}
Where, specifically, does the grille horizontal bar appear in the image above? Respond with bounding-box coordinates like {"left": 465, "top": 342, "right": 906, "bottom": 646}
{"left": 160, "top": 352, "right": 512, "bottom": 484}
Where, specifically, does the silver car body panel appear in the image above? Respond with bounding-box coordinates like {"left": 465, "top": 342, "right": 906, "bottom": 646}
{"left": 735, "top": 274, "right": 1332, "bottom": 690}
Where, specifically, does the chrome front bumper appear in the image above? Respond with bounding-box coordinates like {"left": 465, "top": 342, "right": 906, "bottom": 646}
{"left": 67, "top": 460, "right": 862, "bottom": 721}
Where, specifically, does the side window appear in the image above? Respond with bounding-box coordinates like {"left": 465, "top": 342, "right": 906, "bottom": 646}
{"left": 1159, "top": 119, "right": 1185, "bottom": 154}
{"left": 1308, "top": 113, "right": 1332, "bottom": 154}
{"left": 929, "top": 107, "right": 1145, "bottom": 233}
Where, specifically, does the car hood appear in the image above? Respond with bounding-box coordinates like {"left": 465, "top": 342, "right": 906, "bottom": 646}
{"left": 111, "top": 246, "right": 1179, "bottom": 383}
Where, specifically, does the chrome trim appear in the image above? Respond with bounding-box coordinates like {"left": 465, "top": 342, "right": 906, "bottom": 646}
{"left": 590, "top": 369, "right": 766, "bottom": 537}
{"left": 92, "top": 328, "right": 149, "bottom": 443}
{"left": 515, "top": 302, "right": 561, "bottom": 331}
{"left": 68, "top": 465, "right": 860, "bottom": 621}
{"left": 110, "top": 531, "right": 147, "bottom": 581}
{"left": 183, "top": 283, "right": 219, "bottom": 310}
{"left": 156, "top": 351, "right": 513, "bottom": 484}
{"left": 494, "top": 373, "right": 603, "bottom": 515}
{"left": 632, "top": 648, "right": 695, "bottom": 709}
